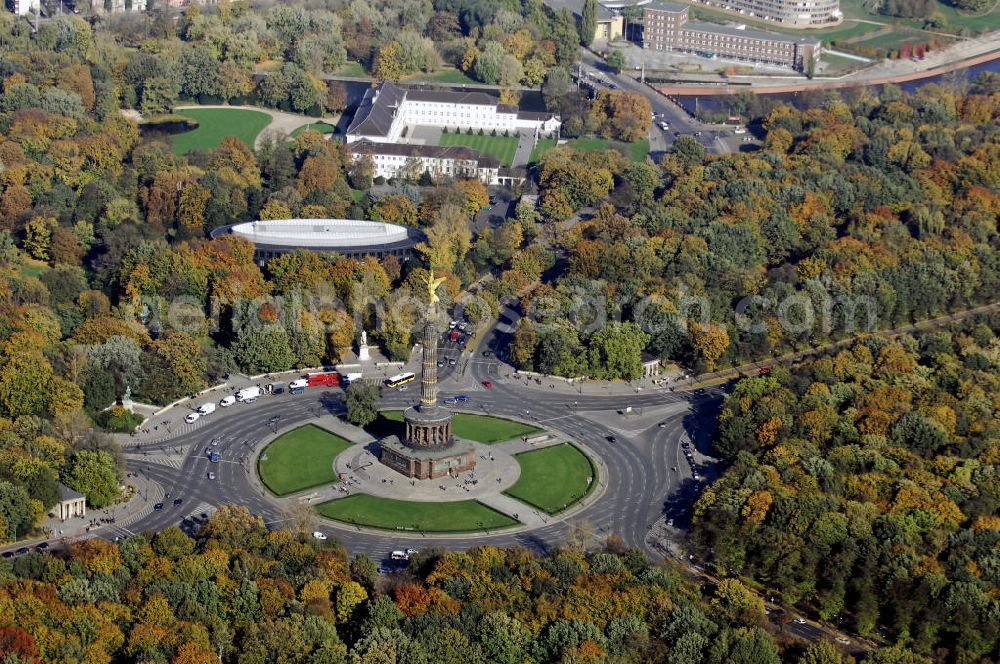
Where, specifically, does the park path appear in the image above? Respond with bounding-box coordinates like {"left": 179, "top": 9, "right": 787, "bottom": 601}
{"left": 174, "top": 105, "right": 341, "bottom": 149}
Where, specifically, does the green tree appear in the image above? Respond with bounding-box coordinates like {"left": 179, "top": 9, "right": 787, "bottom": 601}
{"left": 478, "top": 612, "right": 532, "bottom": 664}
{"left": 232, "top": 325, "right": 296, "bottom": 374}
{"left": 671, "top": 134, "right": 705, "bottom": 167}
{"left": 345, "top": 381, "right": 380, "bottom": 428}
{"left": 587, "top": 321, "right": 650, "bottom": 380}
{"left": 0, "top": 482, "right": 34, "bottom": 543}
{"left": 607, "top": 49, "right": 626, "bottom": 74}
{"left": 64, "top": 450, "right": 119, "bottom": 509}
{"left": 580, "top": 0, "right": 597, "bottom": 46}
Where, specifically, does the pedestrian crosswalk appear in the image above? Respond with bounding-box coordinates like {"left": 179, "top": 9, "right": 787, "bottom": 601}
{"left": 125, "top": 453, "right": 185, "bottom": 470}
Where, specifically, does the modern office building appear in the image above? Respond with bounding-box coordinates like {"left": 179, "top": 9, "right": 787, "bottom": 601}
{"left": 643, "top": 2, "right": 821, "bottom": 71}
{"left": 662, "top": 0, "right": 840, "bottom": 27}
{"left": 345, "top": 82, "right": 560, "bottom": 144}
{"left": 210, "top": 218, "right": 425, "bottom": 265}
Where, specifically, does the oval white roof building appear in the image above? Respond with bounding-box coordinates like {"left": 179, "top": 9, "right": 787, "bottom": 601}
{"left": 211, "top": 218, "right": 424, "bottom": 265}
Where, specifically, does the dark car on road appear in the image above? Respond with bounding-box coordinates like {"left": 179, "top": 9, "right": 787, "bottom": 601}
{"left": 15, "top": 548, "right": 28, "bottom": 556}
{"left": 153, "top": 503, "right": 164, "bottom": 510}
{"left": 606, "top": 435, "right": 617, "bottom": 443}
{"left": 173, "top": 498, "right": 183, "bottom": 506}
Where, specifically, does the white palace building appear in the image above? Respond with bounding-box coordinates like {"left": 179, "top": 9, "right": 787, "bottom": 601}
{"left": 345, "top": 82, "right": 559, "bottom": 186}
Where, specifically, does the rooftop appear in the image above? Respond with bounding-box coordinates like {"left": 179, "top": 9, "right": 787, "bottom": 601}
{"left": 58, "top": 482, "right": 85, "bottom": 502}
{"left": 645, "top": 1, "right": 688, "bottom": 12}
{"left": 227, "top": 218, "right": 415, "bottom": 249}
{"left": 345, "top": 82, "right": 407, "bottom": 139}
{"left": 350, "top": 140, "right": 501, "bottom": 169}
{"left": 683, "top": 19, "right": 821, "bottom": 45}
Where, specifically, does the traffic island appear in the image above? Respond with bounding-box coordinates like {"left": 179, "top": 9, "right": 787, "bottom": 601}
{"left": 257, "top": 424, "right": 354, "bottom": 496}
{"left": 315, "top": 495, "right": 518, "bottom": 532}
{"left": 503, "top": 443, "right": 596, "bottom": 514}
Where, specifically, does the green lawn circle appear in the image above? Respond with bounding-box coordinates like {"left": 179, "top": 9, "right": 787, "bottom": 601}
{"left": 504, "top": 442, "right": 596, "bottom": 514}
{"left": 257, "top": 424, "right": 354, "bottom": 496}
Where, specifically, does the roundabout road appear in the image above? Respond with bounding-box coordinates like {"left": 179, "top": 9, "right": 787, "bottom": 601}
{"left": 122, "top": 353, "right": 725, "bottom": 562}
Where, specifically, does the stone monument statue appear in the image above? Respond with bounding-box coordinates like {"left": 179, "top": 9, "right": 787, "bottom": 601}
{"left": 358, "top": 330, "right": 370, "bottom": 362}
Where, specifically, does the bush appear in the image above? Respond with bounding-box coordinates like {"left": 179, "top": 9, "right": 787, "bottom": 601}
{"left": 478, "top": 127, "right": 484, "bottom": 135}
{"left": 94, "top": 406, "right": 143, "bottom": 433}
{"left": 491, "top": 128, "right": 497, "bottom": 136}
{"left": 442, "top": 126, "right": 449, "bottom": 133}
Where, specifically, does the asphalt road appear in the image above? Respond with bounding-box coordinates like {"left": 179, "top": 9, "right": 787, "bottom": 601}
{"left": 120, "top": 352, "right": 724, "bottom": 563}
{"left": 576, "top": 51, "right": 735, "bottom": 156}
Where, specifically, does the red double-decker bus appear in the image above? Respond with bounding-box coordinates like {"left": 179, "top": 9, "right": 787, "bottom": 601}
{"left": 306, "top": 372, "right": 340, "bottom": 387}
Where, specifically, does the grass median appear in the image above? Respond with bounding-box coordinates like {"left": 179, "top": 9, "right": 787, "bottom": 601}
{"left": 504, "top": 443, "right": 595, "bottom": 514}
{"left": 258, "top": 424, "right": 353, "bottom": 496}
{"left": 316, "top": 495, "right": 518, "bottom": 532}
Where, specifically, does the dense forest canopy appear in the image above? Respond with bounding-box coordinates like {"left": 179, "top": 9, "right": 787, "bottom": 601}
{"left": 693, "top": 319, "right": 1000, "bottom": 660}
{"left": 0, "top": 505, "right": 890, "bottom": 663}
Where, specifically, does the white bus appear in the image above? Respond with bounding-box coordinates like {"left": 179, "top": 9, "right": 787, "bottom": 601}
{"left": 384, "top": 372, "right": 416, "bottom": 389}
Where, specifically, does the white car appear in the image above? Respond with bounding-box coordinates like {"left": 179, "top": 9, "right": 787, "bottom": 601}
{"left": 184, "top": 412, "right": 200, "bottom": 424}
{"left": 207, "top": 471, "right": 216, "bottom": 480}
{"left": 793, "top": 618, "right": 807, "bottom": 624}
{"left": 219, "top": 396, "right": 236, "bottom": 407}
{"left": 449, "top": 321, "right": 457, "bottom": 329}
{"left": 312, "top": 531, "right": 327, "bottom": 540}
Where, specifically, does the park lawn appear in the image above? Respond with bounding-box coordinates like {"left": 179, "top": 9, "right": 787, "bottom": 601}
{"left": 409, "top": 67, "right": 478, "bottom": 85}
{"left": 531, "top": 137, "right": 649, "bottom": 163}
{"left": 316, "top": 495, "right": 518, "bottom": 531}
{"left": 334, "top": 61, "right": 367, "bottom": 77}
{"left": 378, "top": 411, "right": 541, "bottom": 444}
{"left": 351, "top": 189, "right": 367, "bottom": 205}
{"left": 291, "top": 122, "right": 337, "bottom": 137}
{"left": 171, "top": 108, "right": 272, "bottom": 155}
{"left": 854, "top": 28, "right": 952, "bottom": 51}
{"left": 258, "top": 424, "right": 353, "bottom": 496}
{"left": 438, "top": 133, "right": 519, "bottom": 167}
{"left": 505, "top": 443, "right": 595, "bottom": 514}
{"left": 820, "top": 52, "right": 867, "bottom": 74}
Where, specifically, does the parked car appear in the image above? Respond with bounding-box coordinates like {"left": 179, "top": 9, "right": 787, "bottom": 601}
{"left": 219, "top": 395, "right": 236, "bottom": 407}
{"left": 172, "top": 498, "right": 183, "bottom": 506}
{"left": 35, "top": 542, "right": 49, "bottom": 550}
{"left": 482, "top": 380, "right": 493, "bottom": 389}
{"left": 184, "top": 412, "right": 200, "bottom": 424}
{"left": 1, "top": 552, "right": 12, "bottom": 559}
{"left": 312, "top": 531, "right": 327, "bottom": 540}
{"left": 196, "top": 402, "right": 216, "bottom": 416}
{"left": 207, "top": 471, "right": 216, "bottom": 480}
{"left": 15, "top": 548, "right": 28, "bottom": 556}
{"left": 792, "top": 618, "right": 807, "bottom": 624}
{"left": 606, "top": 435, "right": 617, "bottom": 443}
{"left": 153, "top": 503, "right": 164, "bottom": 510}
{"left": 210, "top": 436, "right": 222, "bottom": 446}
{"left": 455, "top": 395, "right": 470, "bottom": 402}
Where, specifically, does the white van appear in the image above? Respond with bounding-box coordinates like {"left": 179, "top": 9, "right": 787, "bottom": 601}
{"left": 219, "top": 396, "right": 236, "bottom": 407}
{"left": 289, "top": 379, "right": 308, "bottom": 390}
{"left": 197, "top": 402, "right": 216, "bottom": 415}
{"left": 390, "top": 550, "right": 408, "bottom": 561}
{"left": 236, "top": 386, "right": 261, "bottom": 402}
{"left": 733, "top": 127, "right": 747, "bottom": 135}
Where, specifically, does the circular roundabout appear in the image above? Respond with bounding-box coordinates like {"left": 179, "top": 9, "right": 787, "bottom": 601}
{"left": 255, "top": 412, "right": 600, "bottom": 535}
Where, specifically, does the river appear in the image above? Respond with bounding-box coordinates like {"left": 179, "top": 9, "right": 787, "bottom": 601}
{"left": 672, "top": 56, "right": 1000, "bottom": 116}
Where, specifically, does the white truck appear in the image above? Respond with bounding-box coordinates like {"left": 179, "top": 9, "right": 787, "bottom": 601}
{"left": 235, "top": 386, "right": 261, "bottom": 403}
{"left": 197, "top": 402, "right": 216, "bottom": 415}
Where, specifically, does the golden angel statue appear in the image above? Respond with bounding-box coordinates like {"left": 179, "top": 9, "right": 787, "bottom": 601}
{"left": 426, "top": 270, "right": 447, "bottom": 305}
